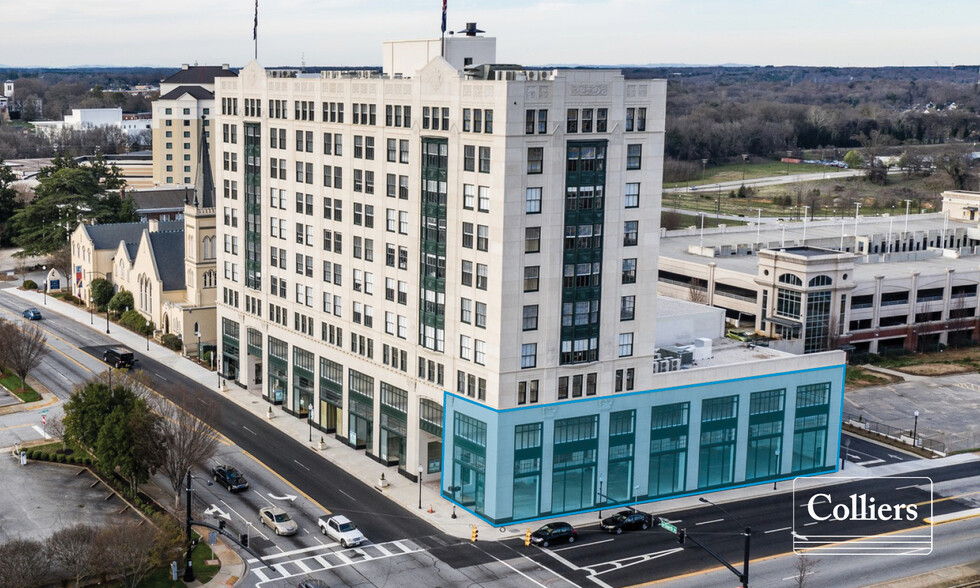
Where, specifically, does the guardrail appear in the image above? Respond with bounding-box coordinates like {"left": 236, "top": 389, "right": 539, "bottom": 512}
{"left": 843, "top": 411, "right": 947, "bottom": 456}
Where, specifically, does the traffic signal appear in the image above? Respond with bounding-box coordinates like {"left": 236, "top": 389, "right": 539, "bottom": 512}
{"left": 240, "top": 533, "right": 249, "bottom": 548}
{"left": 218, "top": 520, "right": 226, "bottom": 531}
{"left": 677, "top": 529, "right": 686, "bottom": 545}
{"left": 524, "top": 528, "right": 532, "bottom": 546}
{"left": 470, "top": 525, "right": 479, "bottom": 542}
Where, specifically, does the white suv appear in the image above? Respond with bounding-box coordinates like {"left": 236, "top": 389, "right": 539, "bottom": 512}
{"left": 318, "top": 515, "right": 365, "bottom": 548}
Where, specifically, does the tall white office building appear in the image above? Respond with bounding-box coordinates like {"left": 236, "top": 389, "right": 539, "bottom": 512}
{"left": 215, "top": 28, "right": 844, "bottom": 524}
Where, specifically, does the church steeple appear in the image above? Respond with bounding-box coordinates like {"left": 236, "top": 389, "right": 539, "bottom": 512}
{"left": 195, "top": 114, "right": 216, "bottom": 209}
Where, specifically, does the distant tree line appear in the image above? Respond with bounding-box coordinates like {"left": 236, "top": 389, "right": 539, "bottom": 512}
{"left": 620, "top": 65, "right": 980, "bottom": 165}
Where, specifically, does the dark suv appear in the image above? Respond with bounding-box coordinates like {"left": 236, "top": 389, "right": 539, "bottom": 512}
{"left": 211, "top": 465, "right": 249, "bottom": 492}
{"left": 103, "top": 347, "right": 135, "bottom": 369}
{"left": 530, "top": 522, "right": 577, "bottom": 547}
{"left": 600, "top": 510, "right": 654, "bottom": 534}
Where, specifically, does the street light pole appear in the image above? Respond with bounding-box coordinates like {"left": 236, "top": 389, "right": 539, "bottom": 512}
{"left": 183, "top": 469, "right": 195, "bottom": 582}
{"left": 598, "top": 475, "right": 604, "bottom": 519}
{"left": 308, "top": 403, "right": 314, "bottom": 442}
{"left": 904, "top": 199, "right": 912, "bottom": 234}
{"left": 842, "top": 436, "right": 852, "bottom": 470}
{"left": 418, "top": 465, "right": 424, "bottom": 509}
{"left": 699, "top": 212, "right": 706, "bottom": 251}
{"left": 913, "top": 410, "right": 919, "bottom": 447}
{"left": 699, "top": 497, "right": 751, "bottom": 587}
{"left": 42, "top": 266, "right": 47, "bottom": 305}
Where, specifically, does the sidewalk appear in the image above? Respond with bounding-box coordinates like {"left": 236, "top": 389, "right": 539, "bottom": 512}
{"left": 8, "top": 286, "right": 980, "bottom": 547}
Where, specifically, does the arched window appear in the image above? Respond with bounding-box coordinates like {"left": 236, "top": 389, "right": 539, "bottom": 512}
{"left": 808, "top": 275, "right": 832, "bottom": 287}
{"left": 778, "top": 273, "right": 803, "bottom": 286}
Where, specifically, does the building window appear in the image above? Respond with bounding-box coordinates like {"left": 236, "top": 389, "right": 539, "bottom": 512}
{"left": 524, "top": 227, "right": 540, "bottom": 253}
{"left": 521, "top": 343, "right": 537, "bottom": 369}
{"left": 626, "top": 144, "right": 642, "bottom": 170}
{"left": 478, "top": 146, "right": 491, "bottom": 173}
{"left": 462, "top": 223, "right": 474, "bottom": 248}
{"left": 464, "top": 145, "right": 475, "bottom": 171}
{"left": 523, "top": 305, "right": 538, "bottom": 331}
{"left": 623, "top": 221, "right": 638, "bottom": 246}
{"left": 525, "top": 188, "right": 542, "bottom": 214}
{"left": 620, "top": 295, "right": 635, "bottom": 321}
{"left": 625, "top": 183, "right": 639, "bottom": 208}
{"left": 622, "top": 258, "right": 637, "bottom": 284}
{"left": 527, "top": 147, "right": 543, "bottom": 174}
{"left": 523, "top": 266, "right": 540, "bottom": 292}
{"left": 619, "top": 333, "right": 634, "bottom": 357}
{"left": 566, "top": 109, "right": 578, "bottom": 133}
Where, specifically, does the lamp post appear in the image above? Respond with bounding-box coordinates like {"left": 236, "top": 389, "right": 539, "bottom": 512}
{"left": 87, "top": 271, "right": 110, "bottom": 333}
{"left": 699, "top": 497, "right": 751, "bottom": 587}
{"left": 755, "top": 208, "right": 763, "bottom": 245}
{"left": 308, "top": 403, "right": 314, "bottom": 442}
{"left": 912, "top": 410, "right": 919, "bottom": 447}
{"left": 597, "top": 475, "right": 604, "bottom": 519}
{"left": 773, "top": 448, "right": 781, "bottom": 490}
{"left": 842, "top": 436, "right": 852, "bottom": 470}
{"left": 741, "top": 154, "right": 749, "bottom": 181}
{"left": 184, "top": 469, "right": 196, "bottom": 582}
{"left": 904, "top": 199, "right": 912, "bottom": 234}
{"left": 196, "top": 331, "right": 202, "bottom": 362}
{"left": 418, "top": 465, "right": 424, "bottom": 509}
{"left": 700, "top": 158, "right": 708, "bottom": 185}
{"left": 854, "top": 202, "right": 862, "bottom": 242}
{"left": 802, "top": 206, "right": 810, "bottom": 244}
{"left": 42, "top": 265, "right": 47, "bottom": 305}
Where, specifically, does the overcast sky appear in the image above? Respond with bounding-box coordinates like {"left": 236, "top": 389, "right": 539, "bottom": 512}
{"left": 2, "top": 0, "right": 977, "bottom": 69}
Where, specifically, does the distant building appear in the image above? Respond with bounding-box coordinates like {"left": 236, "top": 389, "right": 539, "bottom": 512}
{"left": 31, "top": 107, "right": 150, "bottom": 139}
{"left": 151, "top": 64, "right": 237, "bottom": 188}
{"left": 657, "top": 199, "right": 980, "bottom": 356}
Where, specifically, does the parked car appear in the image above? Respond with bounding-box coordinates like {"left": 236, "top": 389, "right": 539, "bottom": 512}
{"left": 726, "top": 329, "right": 752, "bottom": 342}
{"left": 318, "top": 515, "right": 366, "bottom": 548}
{"left": 530, "top": 522, "right": 577, "bottom": 547}
{"left": 22, "top": 307, "right": 42, "bottom": 320}
{"left": 103, "top": 347, "right": 135, "bottom": 369}
{"left": 259, "top": 506, "right": 298, "bottom": 536}
{"left": 211, "top": 465, "right": 249, "bottom": 492}
{"left": 600, "top": 510, "right": 654, "bottom": 534}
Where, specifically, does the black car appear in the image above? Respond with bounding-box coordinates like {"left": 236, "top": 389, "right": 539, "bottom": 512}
{"left": 103, "top": 347, "right": 135, "bottom": 369}
{"left": 600, "top": 510, "right": 654, "bottom": 534}
{"left": 211, "top": 465, "right": 249, "bottom": 492}
{"left": 530, "top": 522, "right": 577, "bottom": 547}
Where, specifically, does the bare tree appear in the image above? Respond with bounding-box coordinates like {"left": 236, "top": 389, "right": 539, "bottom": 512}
{"left": 688, "top": 277, "right": 708, "bottom": 305}
{"left": 661, "top": 209, "right": 683, "bottom": 231}
{"left": 152, "top": 391, "right": 219, "bottom": 507}
{"left": 95, "top": 520, "right": 168, "bottom": 588}
{"left": 792, "top": 554, "right": 818, "bottom": 588}
{"left": 46, "top": 244, "right": 73, "bottom": 287}
{"left": 0, "top": 538, "right": 51, "bottom": 588}
{"left": 48, "top": 524, "right": 99, "bottom": 588}
{"left": 0, "top": 320, "right": 49, "bottom": 393}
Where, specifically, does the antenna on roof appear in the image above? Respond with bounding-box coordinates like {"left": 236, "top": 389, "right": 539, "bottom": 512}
{"left": 301, "top": 52, "right": 305, "bottom": 69}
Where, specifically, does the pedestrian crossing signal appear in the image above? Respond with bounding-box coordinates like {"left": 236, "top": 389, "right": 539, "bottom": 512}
{"left": 240, "top": 533, "right": 249, "bottom": 548}
{"left": 470, "top": 525, "right": 478, "bottom": 542}
{"left": 524, "top": 528, "right": 531, "bottom": 546}
{"left": 677, "top": 529, "right": 686, "bottom": 545}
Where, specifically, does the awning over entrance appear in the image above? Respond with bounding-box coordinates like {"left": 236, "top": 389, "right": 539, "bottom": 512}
{"left": 767, "top": 315, "right": 801, "bottom": 328}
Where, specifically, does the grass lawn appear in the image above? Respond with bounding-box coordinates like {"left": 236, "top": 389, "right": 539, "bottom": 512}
{"left": 664, "top": 161, "right": 844, "bottom": 188}
{"left": 664, "top": 211, "right": 747, "bottom": 229}
{"left": 0, "top": 367, "right": 40, "bottom": 402}
{"left": 665, "top": 172, "right": 951, "bottom": 221}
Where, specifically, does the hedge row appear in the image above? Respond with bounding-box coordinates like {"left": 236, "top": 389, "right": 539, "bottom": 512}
{"left": 26, "top": 450, "right": 94, "bottom": 467}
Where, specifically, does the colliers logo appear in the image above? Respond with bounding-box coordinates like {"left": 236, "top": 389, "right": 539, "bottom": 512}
{"left": 793, "top": 476, "right": 933, "bottom": 556}
{"left": 806, "top": 493, "right": 918, "bottom": 522}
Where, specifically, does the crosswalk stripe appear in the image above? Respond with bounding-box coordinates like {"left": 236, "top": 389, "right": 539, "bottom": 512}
{"left": 333, "top": 550, "right": 353, "bottom": 565}
{"left": 374, "top": 543, "right": 393, "bottom": 556}
{"left": 313, "top": 555, "right": 333, "bottom": 569}
{"left": 252, "top": 568, "right": 270, "bottom": 582}
{"left": 293, "top": 559, "right": 313, "bottom": 573}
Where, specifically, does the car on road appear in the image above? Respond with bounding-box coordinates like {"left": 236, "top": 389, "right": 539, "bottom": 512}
{"left": 600, "top": 510, "right": 654, "bottom": 534}
{"left": 259, "top": 506, "right": 298, "bottom": 536}
{"left": 22, "top": 307, "right": 42, "bottom": 320}
{"left": 318, "top": 515, "right": 365, "bottom": 547}
{"left": 103, "top": 347, "right": 135, "bottom": 369}
{"left": 211, "top": 465, "right": 249, "bottom": 492}
{"left": 530, "top": 522, "right": 577, "bottom": 547}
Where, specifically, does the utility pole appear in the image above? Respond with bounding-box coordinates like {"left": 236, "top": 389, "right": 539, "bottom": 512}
{"left": 184, "top": 470, "right": 195, "bottom": 582}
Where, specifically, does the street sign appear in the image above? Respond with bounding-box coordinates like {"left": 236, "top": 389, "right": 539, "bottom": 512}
{"left": 170, "top": 561, "right": 178, "bottom": 581}
{"left": 40, "top": 409, "right": 49, "bottom": 414}
{"left": 208, "top": 531, "right": 217, "bottom": 546}
{"left": 660, "top": 520, "right": 678, "bottom": 534}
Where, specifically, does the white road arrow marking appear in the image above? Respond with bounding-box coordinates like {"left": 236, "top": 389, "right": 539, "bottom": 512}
{"left": 268, "top": 492, "right": 298, "bottom": 501}
{"left": 203, "top": 504, "right": 232, "bottom": 520}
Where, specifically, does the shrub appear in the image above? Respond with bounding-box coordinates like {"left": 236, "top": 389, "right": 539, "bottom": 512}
{"left": 90, "top": 278, "right": 114, "bottom": 307}
{"left": 108, "top": 290, "right": 135, "bottom": 317}
{"left": 61, "top": 293, "right": 81, "bottom": 304}
{"left": 27, "top": 450, "right": 37, "bottom": 460}
{"left": 161, "top": 333, "right": 182, "bottom": 351}
{"left": 22, "top": 279, "right": 37, "bottom": 290}
{"left": 119, "top": 309, "right": 148, "bottom": 334}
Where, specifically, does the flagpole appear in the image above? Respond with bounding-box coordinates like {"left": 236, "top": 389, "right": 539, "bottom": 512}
{"left": 253, "top": 0, "right": 258, "bottom": 60}
{"left": 441, "top": 0, "right": 447, "bottom": 57}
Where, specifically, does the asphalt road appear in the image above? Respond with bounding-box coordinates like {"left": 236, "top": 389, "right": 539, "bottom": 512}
{"left": 510, "top": 461, "right": 980, "bottom": 587}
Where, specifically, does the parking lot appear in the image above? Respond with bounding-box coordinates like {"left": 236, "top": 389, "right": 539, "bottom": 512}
{"left": 0, "top": 452, "right": 142, "bottom": 543}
